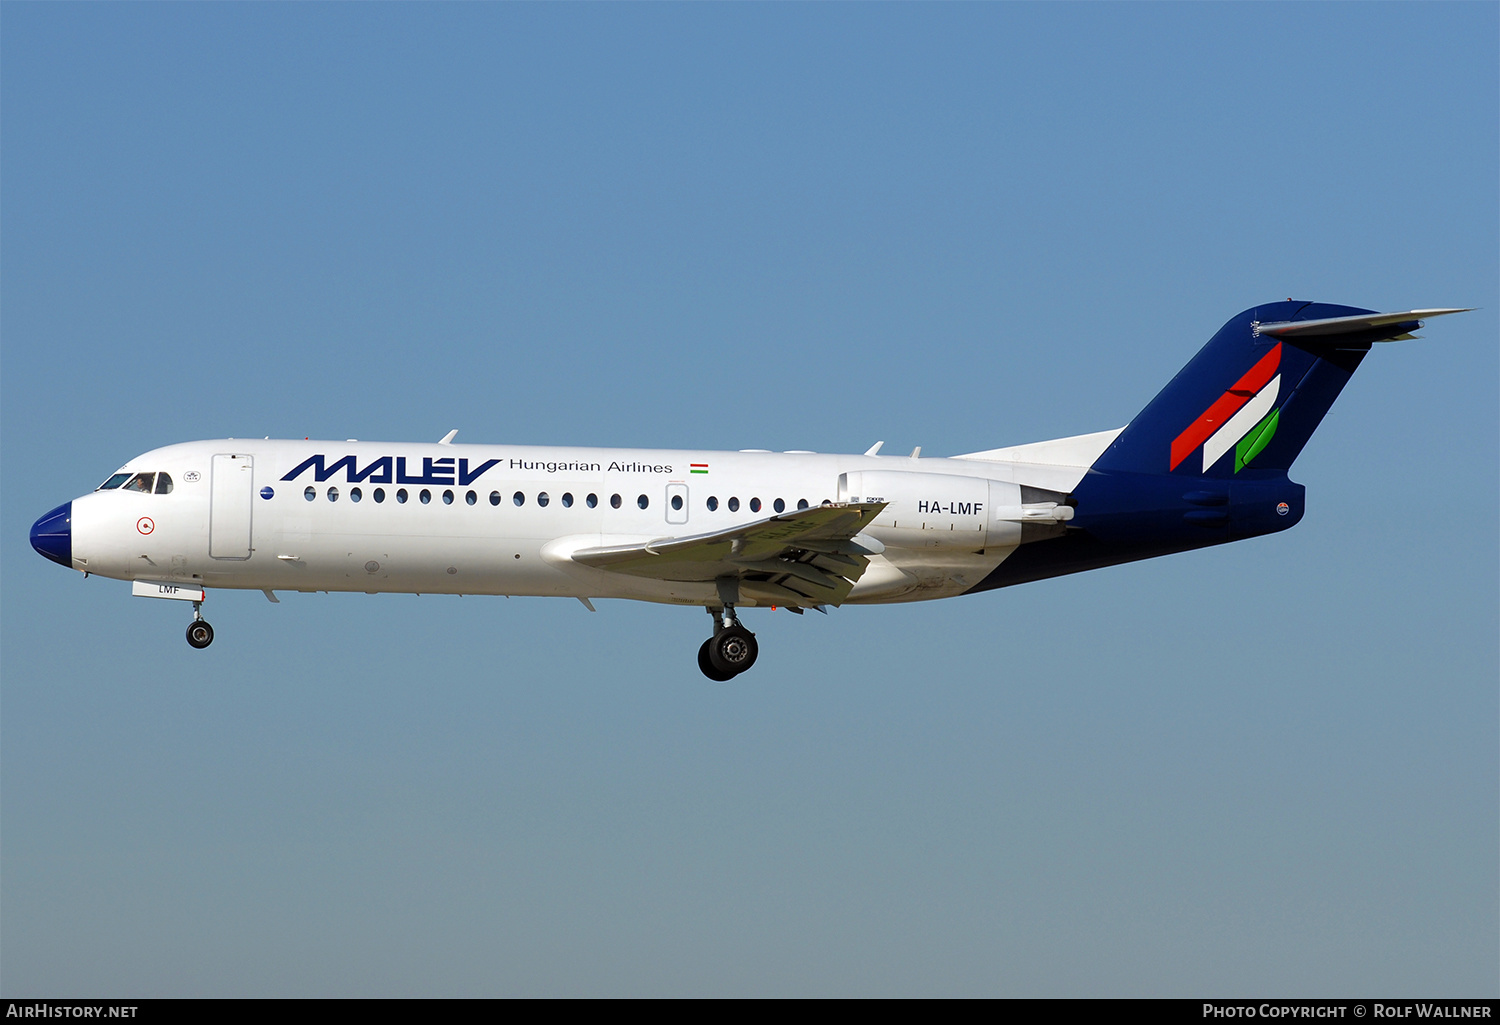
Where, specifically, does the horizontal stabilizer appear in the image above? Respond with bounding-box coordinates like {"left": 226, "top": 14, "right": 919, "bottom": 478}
{"left": 1254, "top": 308, "right": 1471, "bottom": 343}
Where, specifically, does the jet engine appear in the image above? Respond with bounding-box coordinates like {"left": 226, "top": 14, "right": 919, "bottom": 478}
{"left": 837, "top": 471, "right": 1073, "bottom": 551}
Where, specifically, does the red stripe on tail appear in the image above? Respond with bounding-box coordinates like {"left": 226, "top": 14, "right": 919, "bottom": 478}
{"left": 1169, "top": 343, "right": 1281, "bottom": 470}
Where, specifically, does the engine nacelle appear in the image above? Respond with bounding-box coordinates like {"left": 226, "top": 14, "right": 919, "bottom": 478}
{"left": 838, "top": 471, "right": 1071, "bottom": 550}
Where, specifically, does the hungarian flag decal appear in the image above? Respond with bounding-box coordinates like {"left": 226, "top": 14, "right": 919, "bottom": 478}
{"left": 1170, "top": 344, "right": 1284, "bottom": 473}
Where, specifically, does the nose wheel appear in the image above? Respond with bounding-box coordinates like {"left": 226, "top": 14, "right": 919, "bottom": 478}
{"left": 185, "top": 601, "right": 214, "bottom": 649}
{"left": 699, "top": 606, "right": 758, "bottom": 680}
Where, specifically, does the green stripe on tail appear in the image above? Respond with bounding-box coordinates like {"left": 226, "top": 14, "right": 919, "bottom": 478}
{"left": 1235, "top": 409, "right": 1279, "bottom": 472}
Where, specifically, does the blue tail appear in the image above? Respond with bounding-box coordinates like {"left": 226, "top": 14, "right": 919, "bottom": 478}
{"left": 1092, "top": 300, "right": 1387, "bottom": 479}
{"left": 968, "top": 300, "right": 1445, "bottom": 592}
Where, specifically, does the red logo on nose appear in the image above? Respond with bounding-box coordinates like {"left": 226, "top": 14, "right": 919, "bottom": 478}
{"left": 137, "top": 517, "right": 154, "bottom": 535}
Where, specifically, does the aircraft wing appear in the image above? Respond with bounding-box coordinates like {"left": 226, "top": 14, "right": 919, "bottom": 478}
{"left": 571, "top": 502, "right": 888, "bottom": 608}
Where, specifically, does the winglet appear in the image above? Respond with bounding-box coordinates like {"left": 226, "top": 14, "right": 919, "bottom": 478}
{"left": 438, "top": 430, "right": 458, "bottom": 445}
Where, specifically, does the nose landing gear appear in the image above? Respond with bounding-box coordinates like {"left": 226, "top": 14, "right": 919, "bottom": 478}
{"left": 185, "top": 601, "right": 214, "bottom": 649}
{"left": 699, "top": 605, "right": 757, "bottom": 680}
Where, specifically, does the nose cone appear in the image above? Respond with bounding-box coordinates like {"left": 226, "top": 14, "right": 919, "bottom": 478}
{"left": 30, "top": 502, "right": 73, "bottom": 568}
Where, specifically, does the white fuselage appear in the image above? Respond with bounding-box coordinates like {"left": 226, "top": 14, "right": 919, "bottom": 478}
{"left": 67, "top": 436, "right": 1108, "bottom": 608}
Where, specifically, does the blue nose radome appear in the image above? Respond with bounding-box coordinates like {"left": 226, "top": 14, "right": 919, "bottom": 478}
{"left": 30, "top": 502, "right": 73, "bottom": 568}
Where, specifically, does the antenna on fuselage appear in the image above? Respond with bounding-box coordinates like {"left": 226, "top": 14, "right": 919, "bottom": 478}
{"left": 438, "top": 430, "right": 458, "bottom": 445}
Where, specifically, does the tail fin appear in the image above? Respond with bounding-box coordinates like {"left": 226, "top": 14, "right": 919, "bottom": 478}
{"left": 1092, "top": 302, "right": 1468, "bottom": 478}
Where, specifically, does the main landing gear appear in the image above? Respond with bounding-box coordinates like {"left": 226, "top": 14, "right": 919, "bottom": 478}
{"left": 185, "top": 600, "right": 214, "bottom": 649}
{"left": 699, "top": 605, "right": 758, "bottom": 681}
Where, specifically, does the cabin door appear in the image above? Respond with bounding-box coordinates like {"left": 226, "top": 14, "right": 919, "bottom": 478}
{"left": 210, "top": 453, "right": 254, "bottom": 559}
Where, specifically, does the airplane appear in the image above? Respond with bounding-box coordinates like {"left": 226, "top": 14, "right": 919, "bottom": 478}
{"left": 29, "top": 301, "right": 1469, "bottom": 680}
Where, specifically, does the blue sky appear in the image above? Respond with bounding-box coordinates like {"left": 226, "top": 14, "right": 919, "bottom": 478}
{"left": 3, "top": 3, "right": 1495, "bottom": 996}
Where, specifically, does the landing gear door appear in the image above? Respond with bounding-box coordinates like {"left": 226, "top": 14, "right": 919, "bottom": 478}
{"left": 210, "top": 453, "right": 253, "bottom": 559}
{"left": 666, "top": 483, "right": 689, "bottom": 525}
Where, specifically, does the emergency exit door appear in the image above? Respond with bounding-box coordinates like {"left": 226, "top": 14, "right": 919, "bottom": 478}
{"left": 665, "top": 483, "right": 689, "bottom": 525}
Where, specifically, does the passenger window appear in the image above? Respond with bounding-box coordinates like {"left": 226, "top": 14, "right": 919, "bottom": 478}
{"left": 561, "top": 493, "right": 573, "bottom": 508}
{"left": 98, "top": 473, "right": 132, "bottom": 490}
{"left": 489, "top": 491, "right": 501, "bottom": 506}
{"left": 124, "top": 473, "right": 154, "bottom": 493}
{"left": 351, "top": 487, "right": 362, "bottom": 503}
{"left": 773, "top": 498, "right": 784, "bottom": 513}
{"left": 538, "top": 492, "right": 550, "bottom": 508}
{"left": 328, "top": 487, "right": 340, "bottom": 502}
{"left": 514, "top": 491, "right": 525, "bottom": 507}
{"left": 420, "top": 489, "right": 431, "bottom": 504}
{"left": 442, "top": 489, "right": 454, "bottom": 505}
{"left": 728, "top": 497, "right": 740, "bottom": 512}
{"left": 305, "top": 486, "right": 316, "bottom": 502}
{"left": 637, "top": 494, "right": 649, "bottom": 510}
{"left": 797, "top": 499, "right": 808, "bottom": 510}
{"left": 586, "top": 493, "right": 598, "bottom": 508}
{"left": 155, "top": 473, "right": 174, "bottom": 495}
{"left": 466, "top": 490, "right": 477, "bottom": 506}
{"left": 397, "top": 488, "right": 409, "bottom": 504}
{"left": 707, "top": 496, "right": 718, "bottom": 511}
{"left": 374, "top": 488, "right": 386, "bottom": 503}
{"left": 610, "top": 494, "right": 621, "bottom": 509}
{"left": 749, "top": 498, "right": 761, "bottom": 513}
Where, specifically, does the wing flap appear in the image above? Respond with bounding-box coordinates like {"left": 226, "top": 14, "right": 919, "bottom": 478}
{"left": 571, "top": 502, "right": 888, "bottom": 606}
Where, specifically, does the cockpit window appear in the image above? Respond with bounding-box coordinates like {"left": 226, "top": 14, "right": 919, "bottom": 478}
{"left": 98, "top": 473, "right": 133, "bottom": 490}
{"left": 122, "top": 473, "right": 155, "bottom": 493}
{"left": 154, "top": 473, "right": 174, "bottom": 494}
